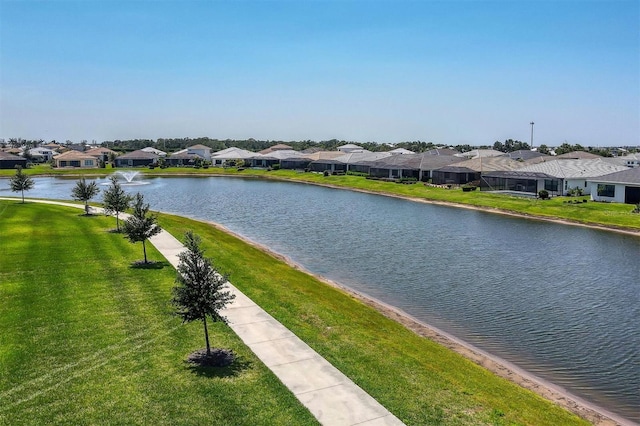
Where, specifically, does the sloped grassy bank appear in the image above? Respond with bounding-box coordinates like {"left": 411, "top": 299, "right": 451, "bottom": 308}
{"left": 156, "top": 211, "right": 592, "bottom": 426}
{"left": 0, "top": 199, "right": 589, "bottom": 425}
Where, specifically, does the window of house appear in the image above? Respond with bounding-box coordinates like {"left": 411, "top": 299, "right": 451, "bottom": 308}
{"left": 597, "top": 184, "right": 615, "bottom": 197}
{"left": 544, "top": 179, "right": 559, "bottom": 191}
{"left": 84, "top": 160, "right": 93, "bottom": 166}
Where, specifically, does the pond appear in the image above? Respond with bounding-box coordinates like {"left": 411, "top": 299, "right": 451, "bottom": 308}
{"left": 2, "top": 175, "right": 639, "bottom": 422}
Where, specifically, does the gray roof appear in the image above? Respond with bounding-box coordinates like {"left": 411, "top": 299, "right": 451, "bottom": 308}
{"left": 500, "top": 150, "right": 550, "bottom": 161}
{"left": 437, "top": 156, "right": 523, "bottom": 173}
{"left": 118, "top": 150, "right": 159, "bottom": 160}
{"left": 589, "top": 167, "right": 640, "bottom": 185}
{"left": 516, "top": 158, "right": 628, "bottom": 179}
{"left": 0, "top": 151, "right": 25, "bottom": 161}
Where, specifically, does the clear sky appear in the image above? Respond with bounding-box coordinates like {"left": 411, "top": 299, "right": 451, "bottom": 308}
{"left": 1, "top": 0, "right": 638, "bottom": 147}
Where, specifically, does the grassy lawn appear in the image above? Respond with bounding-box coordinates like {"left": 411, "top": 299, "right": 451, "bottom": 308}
{"left": 158, "top": 209, "right": 589, "bottom": 426}
{"left": 0, "top": 200, "right": 591, "bottom": 425}
{"left": 2, "top": 164, "right": 639, "bottom": 231}
{"left": 0, "top": 201, "right": 317, "bottom": 425}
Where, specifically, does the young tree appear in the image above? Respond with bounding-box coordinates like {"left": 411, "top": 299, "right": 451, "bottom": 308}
{"left": 71, "top": 177, "right": 100, "bottom": 215}
{"left": 9, "top": 166, "right": 35, "bottom": 203}
{"left": 172, "top": 231, "right": 235, "bottom": 357}
{"left": 122, "top": 193, "right": 161, "bottom": 263}
{"left": 103, "top": 175, "right": 132, "bottom": 232}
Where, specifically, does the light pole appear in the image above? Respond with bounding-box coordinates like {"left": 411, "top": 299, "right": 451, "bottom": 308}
{"left": 530, "top": 121, "right": 535, "bottom": 149}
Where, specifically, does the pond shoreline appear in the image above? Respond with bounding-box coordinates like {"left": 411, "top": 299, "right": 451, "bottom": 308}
{"left": 196, "top": 216, "right": 634, "bottom": 426}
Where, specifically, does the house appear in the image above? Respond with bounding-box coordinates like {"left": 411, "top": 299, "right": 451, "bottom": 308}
{"left": 500, "top": 150, "right": 550, "bottom": 162}
{"left": 259, "top": 144, "right": 293, "bottom": 155}
{"left": 454, "top": 149, "right": 504, "bottom": 159}
{"left": 28, "top": 147, "right": 55, "bottom": 162}
{"left": 433, "top": 157, "right": 522, "bottom": 185}
{"left": 480, "top": 158, "right": 629, "bottom": 196}
{"left": 115, "top": 150, "right": 159, "bottom": 167}
{"left": 141, "top": 147, "right": 167, "bottom": 157}
{"left": 337, "top": 143, "right": 368, "bottom": 153}
{"left": 85, "top": 147, "right": 118, "bottom": 163}
{"left": 167, "top": 152, "right": 204, "bottom": 166}
{"left": 186, "top": 144, "right": 212, "bottom": 161}
{"left": 0, "top": 151, "right": 27, "bottom": 169}
{"left": 588, "top": 167, "right": 640, "bottom": 204}
{"left": 210, "top": 147, "right": 256, "bottom": 166}
{"left": 366, "top": 154, "right": 423, "bottom": 180}
{"left": 555, "top": 151, "right": 601, "bottom": 160}
{"left": 388, "top": 148, "right": 414, "bottom": 155}
{"left": 247, "top": 150, "right": 305, "bottom": 168}
{"left": 54, "top": 150, "right": 99, "bottom": 168}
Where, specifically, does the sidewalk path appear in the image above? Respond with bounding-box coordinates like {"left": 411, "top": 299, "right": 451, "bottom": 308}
{"left": 3, "top": 198, "right": 404, "bottom": 426}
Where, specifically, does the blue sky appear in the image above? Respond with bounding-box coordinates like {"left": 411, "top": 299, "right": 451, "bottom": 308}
{"left": 1, "top": 0, "right": 638, "bottom": 146}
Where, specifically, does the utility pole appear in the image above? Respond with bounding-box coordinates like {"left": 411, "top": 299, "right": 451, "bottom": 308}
{"left": 530, "top": 121, "right": 535, "bottom": 149}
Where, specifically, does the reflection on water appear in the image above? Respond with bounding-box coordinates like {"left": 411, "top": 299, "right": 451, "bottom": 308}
{"left": 2, "top": 176, "right": 639, "bottom": 422}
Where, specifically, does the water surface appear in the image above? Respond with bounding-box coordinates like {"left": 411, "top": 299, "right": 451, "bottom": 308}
{"left": 2, "top": 176, "right": 638, "bottom": 422}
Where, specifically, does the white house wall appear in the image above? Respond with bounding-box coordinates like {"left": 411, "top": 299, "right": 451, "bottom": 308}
{"left": 565, "top": 179, "right": 591, "bottom": 195}
{"left": 589, "top": 182, "right": 626, "bottom": 203}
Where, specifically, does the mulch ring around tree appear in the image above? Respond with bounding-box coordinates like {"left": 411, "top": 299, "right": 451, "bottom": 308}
{"left": 187, "top": 348, "right": 235, "bottom": 367}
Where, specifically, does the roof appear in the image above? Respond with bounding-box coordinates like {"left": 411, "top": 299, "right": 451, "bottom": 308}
{"left": 389, "top": 148, "right": 414, "bottom": 154}
{"left": 141, "top": 147, "right": 167, "bottom": 156}
{"left": 424, "top": 148, "right": 460, "bottom": 156}
{"left": 516, "top": 158, "right": 629, "bottom": 179}
{"left": 0, "top": 151, "right": 26, "bottom": 161}
{"left": 337, "top": 143, "right": 363, "bottom": 149}
{"left": 303, "top": 151, "right": 344, "bottom": 161}
{"left": 54, "top": 150, "right": 98, "bottom": 161}
{"left": 500, "top": 150, "right": 550, "bottom": 161}
{"left": 589, "top": 167, "right": 640, "bottom": 185}
{"left": 555, "top": 151, "right": 601, "bottom": 160}
{"left": 258, "top": 144, "right": 293, "bottom": 154}
{"left": 454, "top": 149, "right": 504, "bottom": 159}
{"left": 438, "top": 156, "right": 523, "bottom": 173}
{"left": 333, "top": 151, "right": 392, "bottom": 164}
{"left": 254, "top": 150, "right": 305, "bottom": 160}
{"left": 211, "top": 147, "right": 256, "bottom": 159}
{"left": 169, "top": 152, "right": 203, "bottom": 160}
{"left": 367, "top": 153, "right": 463, "bottom": 171}
{"left": 85, "top": 147, "right": 117, "bottom": 156}
{"left": 117, "top": 150, "right": 160, "bottom": 160}
{"left": 187, "top": 144, "right": 211, "bottom": 150}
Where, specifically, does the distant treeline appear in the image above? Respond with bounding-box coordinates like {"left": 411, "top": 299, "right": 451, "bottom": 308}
{"left": 2, "top": 137, "right": 637, "bottom": 156}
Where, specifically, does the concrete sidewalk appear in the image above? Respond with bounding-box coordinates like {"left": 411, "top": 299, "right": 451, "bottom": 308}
{"left": 4, "top": 198, "right": 404, "bottom": 426}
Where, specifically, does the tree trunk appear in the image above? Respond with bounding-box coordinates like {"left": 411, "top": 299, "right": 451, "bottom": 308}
{"left": 142, "top": 240, "right": 147, "bottom": 263}
{"left": 85, "top": 201, "right": 89, "bottom": 215}
{"left": 21, "top": 189, "right": 24, "bottom": 203}
{"left": 203, "top": 316, "right": 211, "bottom": 356}
{"left": 115, "top": 213, "right": 120, "bottom": 232}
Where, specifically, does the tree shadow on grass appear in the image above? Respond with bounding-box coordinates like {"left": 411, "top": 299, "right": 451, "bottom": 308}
{"left": 185, "top": 351, "right": 252, "bottom": 378}
{"left": 129, "top": 260, "right": 170, "bottom": 270}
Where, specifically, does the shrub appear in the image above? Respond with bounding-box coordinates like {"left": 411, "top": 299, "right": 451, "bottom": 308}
{"left": 538, "top": 190, "right": 549, "bottom": 200}
{"left": 461, "top": 184, "right": 477, "bottom": 192}
{"left": 271, "top": 163, "right": 281, "bottom": 170}
{"left": 632, "top": 203, "right": 640, "bottom": 214}
{"left": 323, "top": 170, "right": 330, "bottom": 177}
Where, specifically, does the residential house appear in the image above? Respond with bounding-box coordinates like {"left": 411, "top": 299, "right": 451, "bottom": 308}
{"left": 454, "top": 149, "right": 504, "bottom": 159}
{"left": 54, "top": 150, "right": 99, "bottom": 168}
{"left": 0, "top": 151, "right": 27, "bottom": 169}
{"left": 167, "top": 152, "right": 203, "bottom": 166}
{"left": 141, "top": 147, "right": 167, "bottom": 157}
{"left": 186, "top": 144, "right": 212, "bottom": 161}
{"left": 259, "top": 144, "right": 293, "bottom": 155}
{"left": 388, "top": 148, "right": 414, "bottom": 155}
{"left": 28, "top": 147, "right": 55, "bottom": 162}
{"left": 115, "top": 150, "right": 159, "bottom": 167}
{"left": 589, "top": 167, "right": 640, "bottom": 204}
{"left": 85, "top": 147, "right": 118, "bottom": 163}
{"left": 480, "top": 158, "right": 629, "bottom": 196}
{"left": 337, "top": 143, "right": 368, "bottom": 153}
{"left": 433, "top": 157, "right": 522, "bottom": 185}
{"left": 210, "top": 147, "right": 256, "bottom": 166}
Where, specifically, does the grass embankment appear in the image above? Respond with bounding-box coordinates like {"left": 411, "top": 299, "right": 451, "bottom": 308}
{"left": 3, "top": 164, "right": 639, "bottom": 231}
{"left": 0, "top": 201, "right": 317, "bottom": 425}
{"left": 0, "top": 200, "right": 588, "bottom": 425}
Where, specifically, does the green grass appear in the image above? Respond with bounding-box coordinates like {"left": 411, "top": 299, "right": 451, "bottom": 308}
{"left": 0, "top": 201, "right": 317, "bottom": 425}
{"left": 0, "top": 200, "right": 591, "bottom": 425}
{"left": 158, "top": 210, "right": 589, "bottom": 426}
{"left": 3, "top": 164, "right": 639, "bottom": 231}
